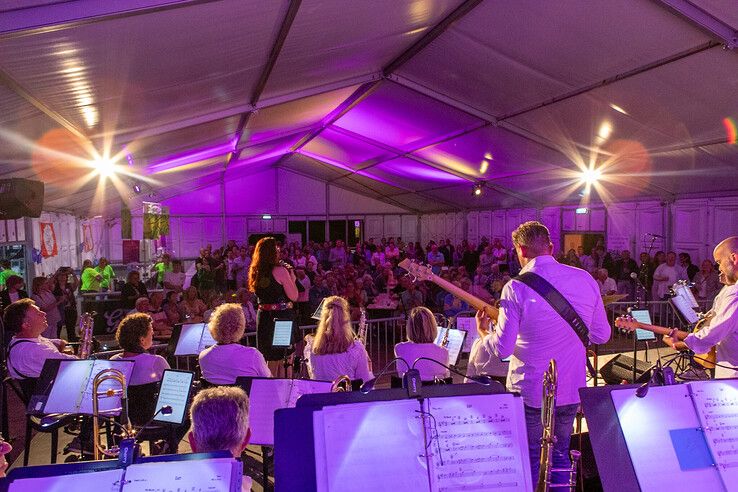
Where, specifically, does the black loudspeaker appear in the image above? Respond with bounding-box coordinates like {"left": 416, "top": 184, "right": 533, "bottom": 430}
{"left": 0, "top": 179, "right": 44, "bottom": 219}
{"left": 599, "top": 354, "right": 652, "bottom": 384}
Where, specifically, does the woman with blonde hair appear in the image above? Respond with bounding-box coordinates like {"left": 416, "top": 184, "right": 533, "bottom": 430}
{"left": 304, "top": 296, "right": 372, "bottom": 382}
{"left": 394, "top": 306, "right": 449, "bottom": 381}
{"left": 199, "top": 303, "right": 270, "bottom": 385}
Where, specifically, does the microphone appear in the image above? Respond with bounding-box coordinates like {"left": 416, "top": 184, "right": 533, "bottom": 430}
{"left": 635, "top": 361, "right": 675, "bottom": 398}
{"left": 647, "top": 233, "right": 665, "bottom": 238}
{"left": 360, "top": 357, "right": 410, "bottom": 394}
{"left": 119, "top": 405, "right": 173, "bottom": 464}
{"left": 630, "top": 272, "right": 647, "bottom": 288}
{"left": 411, "top": 357, "right": 495, "bottom": 387}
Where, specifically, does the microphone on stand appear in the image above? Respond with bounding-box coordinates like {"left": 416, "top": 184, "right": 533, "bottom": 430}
{"left": 360, "top": 357, "right": 410, "bottom": 394}
{"left": 630, "top": 272, "right": 647, "bottom": 290}
{"left": 119, "top": 405, "right": 173, "bottom": 465}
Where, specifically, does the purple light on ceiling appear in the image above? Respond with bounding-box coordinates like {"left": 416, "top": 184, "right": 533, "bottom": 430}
{"left": 146, "top": 139, "right": 236, "bottom": 174}
{"left": 298, "top": 149, "right": 408, "bottom": 190}
{"left": 372, "top": 159, "right": 467, "bottom": 183}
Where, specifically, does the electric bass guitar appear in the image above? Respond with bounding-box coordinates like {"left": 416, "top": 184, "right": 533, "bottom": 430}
{"left": 398, "top": 258, "right": 499, "bottom": 321}
{"left": 614, "top": 314, "right": 716, "bottom": 369}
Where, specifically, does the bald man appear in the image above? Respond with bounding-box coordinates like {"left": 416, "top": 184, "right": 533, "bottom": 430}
{"left": 662, "top": 236, "right": 738, "bottom": 378}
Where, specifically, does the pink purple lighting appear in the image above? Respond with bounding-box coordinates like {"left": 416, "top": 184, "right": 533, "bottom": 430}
{"left": 373, "top": 160, "right": 466, "bottom": 183}
{"left": 146, "top": 140, "right": 236, "bottom": 174}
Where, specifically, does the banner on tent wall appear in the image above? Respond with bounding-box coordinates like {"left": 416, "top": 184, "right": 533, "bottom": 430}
{"left": 40, "top": 222, "right": 58, "bottom": 258}
{"left": 122, "top": 239, "right": 140, "bottom": 263}
{"left": 121, "top": 203, "right": 132, "bottom": 239}
{"left": 142, "top": 201, "right": 169, "bottom": 239}
{"left": 82, "top": 224, "right": 94, "bottom": 252}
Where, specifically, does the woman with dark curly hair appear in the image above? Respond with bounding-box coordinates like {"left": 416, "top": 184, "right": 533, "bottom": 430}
{"left": 248, "top": 237, "right": 298, "bottom": 375}
{"left": 111, "top": 312, "right": 169, "bottom": 385}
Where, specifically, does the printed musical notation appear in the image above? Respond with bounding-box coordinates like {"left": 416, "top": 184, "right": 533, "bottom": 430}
{"left": 426, "top": 394, "right": 529, "bottom": 492}
{"left": 690, "top": 380, "right": 738, "bottom": 483}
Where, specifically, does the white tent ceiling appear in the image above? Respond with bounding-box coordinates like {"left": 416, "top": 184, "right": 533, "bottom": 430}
{"left": 0, "top": 0, "right": 737, "bottom": 215}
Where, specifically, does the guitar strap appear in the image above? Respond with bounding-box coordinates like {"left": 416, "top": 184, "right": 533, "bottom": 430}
{"left": 515, "top": 272, "right": 597, "bottom": 378}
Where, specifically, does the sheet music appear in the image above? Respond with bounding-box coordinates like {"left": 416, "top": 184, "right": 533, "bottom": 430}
{"left": 248, "top": 379, "right": 332, "bottom": 445}
{"left": 316, "top": 399, "right": 429, "bottom": 492}
{"left": 122, "top": 457, "right": 240, "bottom": 492}
{"left": 455, "top": 317, "right": 478, "bottom": 353}
{"left": 153, "top": 370, "right": 194, "bottom": 424}
{"left": 426, "top": 393, "right": 531, "bottom": 492}
{"left": 76, "top": 360, "right": 134, "bottom": 415}
{"left": 689, "top": 379, "right": 738, "bottom": 488}
{"left": 611, "top": 385, "right": 724, "bottom": 492}
{"left": 43, "top": 360, "right": 92, "bottom": 414}
{"left": 434, "top": 328, "right": 466, "bottom": 366}
{"left": 198, "top": 325, "right": 217, "bottom": 353}
{"left": 174, "top": 323, "right": 208, "bottom": 356}
{"left": 9, "top": 468, "right": 124, "bottom": 492}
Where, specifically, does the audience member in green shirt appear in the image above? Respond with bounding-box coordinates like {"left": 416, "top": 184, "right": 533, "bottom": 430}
{"left": 151, "top": 253, "right": 173, "bottom": 285}
{"left": 80, "top": 259, "right": 103, "bottom": 292}
{"left": 95, "top": 257, "right": 116, "bottom": 291}
{"left": 0, "top": 260, "right": 17, "bottom": 289}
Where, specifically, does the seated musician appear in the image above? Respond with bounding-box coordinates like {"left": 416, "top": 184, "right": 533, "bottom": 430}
{"left": 110, "top": 312, "right": 170, "bottom": 385}
{"left": 303, "top": 296, "right": 373, "bottom": 382}
{"left": 199, "top": 303, "right": 271, "bottom": 384}
{"left": 3, "top": 299, "right": 77, "bottom": 394}
{"left": 187, "top": 386, "right": 252, "bottom": 491}
{"left": 394, "top": 306, "right": 450, "bottom": 381}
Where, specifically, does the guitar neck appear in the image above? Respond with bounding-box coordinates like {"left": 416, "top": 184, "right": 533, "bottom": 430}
{"left": 431, "top": 275, "right": 499, "bottom": 321}
{"left": 627, "top": 321, "right": 688, "bottom": 341}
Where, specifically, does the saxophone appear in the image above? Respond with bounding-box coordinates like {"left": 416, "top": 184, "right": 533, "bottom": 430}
{"left": 357, "top": 308, "right": 372, "bottom": 372}
{"left": 77, "top": 312, "right": 95, "bottom": 359}
{"left": 535, "top": 359, "right": 581, "bottom": 491}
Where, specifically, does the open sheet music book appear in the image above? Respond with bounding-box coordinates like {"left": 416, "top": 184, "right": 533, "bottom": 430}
{"left": 247, "top": 378, "right": 333, "bottom": 446}
{"left": 29, "top": 359, "right": 134, "bottom": 416}
{"left": 7, "top": 456, "right": 242, "bottom": 492}
{"left": 313, "top": 393, "right": 531, "bottom": 492}
{"left": 611, "top": 379, "right": 738, "bottom": 492}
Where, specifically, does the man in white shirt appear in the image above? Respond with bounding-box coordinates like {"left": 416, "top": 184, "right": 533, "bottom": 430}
{"left": 476, "top": 221, "right": 610, "bottom": 486}
{"left": 662, "top": 237, "right": 738, "bottom": 379}
{"left": 232, "top": 247, "right": 250, "bottom": 290}
{"left": 329, "top": 240, "right": 347, "bottom": 268}
{"left": 4, "top": 299, "right": 77, "bottom": 382}
{"left": 652, "top": 251, "right": 678, "bottom": 299}
{"left": 163, "top": 259, "right": 186, "bottom": 295}
{"left": 596, "top": 268, "right": 617, "bottom": 295}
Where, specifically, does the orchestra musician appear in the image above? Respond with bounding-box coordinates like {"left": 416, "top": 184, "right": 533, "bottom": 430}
{"left": 3, "top": 299, "right": 77, "bottom": 395}
{"left": 475, "top": 221, "right": 610, "bottom": 486}
{"left": 662, "top": 236, "right": 738, "bottom": 378}
{"left": 110, "top": 312, "right": 170, "bottom": 385}
{"left": 394, "top": 306, "right": 450, "bottom": 382}
{"left": 303, "top": 296, "right": 372, "bottom": 382}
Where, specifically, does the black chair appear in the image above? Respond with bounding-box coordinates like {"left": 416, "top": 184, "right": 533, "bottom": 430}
{"left": 127, "top": 382, "right": 181, "bottom": 455}
{"left": 4, "top": 377, "right": 75, "bottom": 466}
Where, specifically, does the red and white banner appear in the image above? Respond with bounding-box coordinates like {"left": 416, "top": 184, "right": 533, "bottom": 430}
{"left": 40, "top": 222, "right": 58, "bottom": 258}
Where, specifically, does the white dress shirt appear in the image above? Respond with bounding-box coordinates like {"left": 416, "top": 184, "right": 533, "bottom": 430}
{"left": 110, "top": 352, "right": 170, "bottom": 385}
{"left": 684, "top": 283, "right": 738, "bottom": 378}
{"left": 597, "top": 277, "right": 617, "bottom": 295}
{"left": 465, "top": 338, "right": 509, "bottom": 379}
{"left": 482, "top": 255, "right": 611, "bottom": 407}
{"left": 7, "top": 336, "right": 77, "bottom": 379}
{"left": 394, "top": 342, "right": 450, "bottom": 381}
{"left": 305, "top": 339, "right": 373, "bottom": 382}
{"left": 199, "top": 344, "right": 271, "bottom": 384}
{"left": 652, "top": 263, "right": 677, "bottom": 299}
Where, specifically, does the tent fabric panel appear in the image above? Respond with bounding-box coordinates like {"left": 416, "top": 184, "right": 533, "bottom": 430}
{"left": 301, "top": 127, "right": 393, "bottom": 168}
{"left": 262, "top": 0, "right": 463, "bottom": 99}
{"left": 244, "top": 85, "right": 360, "bottom": 145}
{"left": 397, "top": 0, "right": 710, "bottom": 117}
{"left": 0, "top": 0, "right": 286, "bottom": 135}
{"left": 333, "top": 81, "right": 482, "bottom": 151}
{"left": 696, "top": 0, "right": 738, "bottom": 30}
{"left": 278, "top": 152, "right": 349, "bottom": 182}
{"left": 363, "top": 157, "right": 467, "bottom": 191}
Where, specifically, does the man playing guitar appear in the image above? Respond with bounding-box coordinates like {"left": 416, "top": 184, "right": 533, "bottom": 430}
{"left": 618, "top": 236, "right": 738, "bottom": 378}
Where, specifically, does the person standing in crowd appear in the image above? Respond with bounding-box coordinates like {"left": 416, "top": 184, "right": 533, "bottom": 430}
{"left": 304, "top": 296, "right": 372, "bottom": 382}
{"left": 30, "top": 277, "right": 63, "bottom": 339}
{"left": 121, "top": 270, "right": 148, "bottom": 309}
{"left": 475, "top": 221, "right": 610, "bottom": 487}
{"left": 329, "top": 240, "right": 347, "bottom": 268}
{"left": 233, "top": 246, "right": 251, "bottom": 290}
{"left": 80, "top": 259, "right": 102, "bottom": 293}
{"left": 249, "top": 237, "right": 298, "bottom": 377}
{"left": 151, "top": 253, "right": 172, "bottom": 287}
{"left": 53, "top": 268, "right": 79, "bottom": 341}
{"left": 96, "top": 257, "right": 116, "bottom": 292}
{"left": 678, "top": 252, "right": 699, "bottom": 282}
{"left": 614, "top": 250, "right": 638, "bottom": 299}
{"left": 426, "top": 243, "right": 445, "bottom": 275}
{"left": 163, "top": 259, "right": 186, "bottom": 296}
{"left": 692, "top": 259, "right": 721, "bottom": 301}
{"left": 294, "top": 267, "right": 311, "bottom": 325}
{"left": 0, "top": 275, "right": 28, "bottom": 313}
{"left": 0, "top": 260, "right": 17, "bottom": 290}
{"left": 652, "top": 251, "right": 678, "bottom": 300}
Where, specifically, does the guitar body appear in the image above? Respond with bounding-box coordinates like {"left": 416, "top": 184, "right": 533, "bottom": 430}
{"left": 693, "top": 314, "right": 716, "bottom": 370}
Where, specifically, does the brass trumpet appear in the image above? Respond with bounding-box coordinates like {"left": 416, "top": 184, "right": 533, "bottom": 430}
{"left": 331, "top": 375, "right": 352, "bottom": 392}
{"left": 92, "top": 368, "right": 133, "bottom": 460}
{"left": 535, "top": 359, "right": 581, "bottom": 491}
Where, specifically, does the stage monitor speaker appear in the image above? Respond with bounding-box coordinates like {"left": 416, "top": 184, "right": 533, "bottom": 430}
{"left": 0, "top": 179, "right": 44, "bottom": 219}
{"left": 599, "top": 354, "right": 652, "bottom": 385}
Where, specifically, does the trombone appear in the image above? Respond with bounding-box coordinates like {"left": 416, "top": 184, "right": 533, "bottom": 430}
{"left": 91, "top": 368, "right": 134, "bottom": 460}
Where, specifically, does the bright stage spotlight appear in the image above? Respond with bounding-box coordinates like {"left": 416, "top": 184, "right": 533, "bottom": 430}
{"left": 132, "top": 182, "right": 142, "bottom": 194}
{"left": 93, "top": 156, "right": 117, "bottom": 177}
{"left": 580, "top": 168, "right": 601, "bottom": 186}
{"left": 472, "top": 182, "right": 483, "bottom": 196}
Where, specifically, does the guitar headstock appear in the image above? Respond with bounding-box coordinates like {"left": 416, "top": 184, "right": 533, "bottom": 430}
{"left": 398, "top": 258, "right": 434, "bottom": 281}
{"left": 614, "top": 315, "right": 638, "bottom": 331}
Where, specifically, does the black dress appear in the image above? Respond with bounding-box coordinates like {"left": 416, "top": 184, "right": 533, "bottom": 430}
{"left": 255, "top": 272, "right": 296, "bottom": 361}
